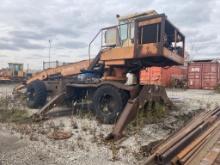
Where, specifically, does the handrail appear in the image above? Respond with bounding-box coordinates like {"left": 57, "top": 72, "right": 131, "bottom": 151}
{"left": 88, "top": 30, "right": 102, "bottom": 64}
{"left": 88, "top": 22, "right": 133, "bottom": 64}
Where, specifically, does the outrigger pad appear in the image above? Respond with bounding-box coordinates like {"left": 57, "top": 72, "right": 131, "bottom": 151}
{"left": 31, "top": 92, "right": 66, "bottom": 122}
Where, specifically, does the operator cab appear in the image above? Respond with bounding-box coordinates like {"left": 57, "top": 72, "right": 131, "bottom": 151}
{"left": 100, "top": 10, "right": 185, "bottom": 66}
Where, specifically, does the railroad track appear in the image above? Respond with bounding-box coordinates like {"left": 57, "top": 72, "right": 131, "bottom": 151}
{"left": 143, "top": 107, "right": 220, "bottom": 165}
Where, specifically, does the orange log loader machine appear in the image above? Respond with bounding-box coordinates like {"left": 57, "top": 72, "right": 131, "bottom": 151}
{"left": 0, "top": 63, "right": 27, "bottom": 82}
{"left": 16, "top": 10, "right": 185, "bottom": 140}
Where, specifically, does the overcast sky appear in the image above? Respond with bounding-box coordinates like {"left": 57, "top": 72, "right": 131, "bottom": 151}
{"left": 0, "top": 0, "right": 219, "bottom": 70}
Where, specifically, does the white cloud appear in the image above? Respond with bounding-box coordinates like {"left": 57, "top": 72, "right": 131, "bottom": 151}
{"left": 0, "top": 0, "right": 219, "bottom": 69}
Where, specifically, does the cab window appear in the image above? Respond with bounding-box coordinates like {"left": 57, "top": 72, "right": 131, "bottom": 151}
{"left": 130, "top": 22, "right": 134, "bottom": 39}
{"left": 119, "top": 22, "right": 128, "bottom": 41}
{"left": 104, "top": 28, "right": 117, "bottom": 46}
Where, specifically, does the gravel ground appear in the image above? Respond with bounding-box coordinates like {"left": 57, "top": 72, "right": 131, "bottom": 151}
{"left": 0, "top": 85, "right": 220, "bottom": 165}
{"left": 167, "top": 88, "right": 220, "bottom": 111}
{"left": 0, "top": 84, "right": 16, "bottom": 97}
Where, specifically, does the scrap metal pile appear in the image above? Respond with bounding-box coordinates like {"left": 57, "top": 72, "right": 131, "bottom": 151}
{"left": 144, "top": 107, "right": 220, "bottom": 165}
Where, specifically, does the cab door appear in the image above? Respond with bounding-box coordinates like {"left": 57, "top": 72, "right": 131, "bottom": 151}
{"left": 119, "top": 21, "right": 135, "bottom": 47}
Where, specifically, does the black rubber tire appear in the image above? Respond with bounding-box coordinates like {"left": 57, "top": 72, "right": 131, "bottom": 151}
{"left": 92, "top": 85, "right": 127, "bottom": 124}
{"left": 26, "top": 80, "right": 47, "bottom": 108}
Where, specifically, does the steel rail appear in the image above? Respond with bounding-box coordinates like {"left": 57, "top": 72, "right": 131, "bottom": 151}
{"left": 144, "top": 107, "right": 220, "bottom": 165}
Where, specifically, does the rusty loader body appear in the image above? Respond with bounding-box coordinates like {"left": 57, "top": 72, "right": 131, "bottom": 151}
{"left": 0, "top": 63, "right": 26, "bottom": 82}
{"left": 21, "top": 10, "right": 185, "bottom": 140}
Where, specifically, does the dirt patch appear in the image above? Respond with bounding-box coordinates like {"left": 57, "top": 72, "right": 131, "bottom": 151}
{"left": 0, "top": 129, "right": 27, "bottom": 153}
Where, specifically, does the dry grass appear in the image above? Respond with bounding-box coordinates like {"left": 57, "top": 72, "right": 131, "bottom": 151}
{"left": 127, "top": 102, "right": 167, "bottom": 133}
{"left": 0, "top": 96, "right": 29, "bottom": 123}
{"left": 215, "top": 84, "right": 220, "bottom": 93}
{"left": 109, "top": 141, "right": 120, "bottom": 161}
{"left": 0, "top": 109, "right": 29, "bottom": 123}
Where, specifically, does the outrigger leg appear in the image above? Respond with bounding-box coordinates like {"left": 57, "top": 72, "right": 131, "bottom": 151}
{"left": 106, "top": 85, "right": 172, "bottom": 140}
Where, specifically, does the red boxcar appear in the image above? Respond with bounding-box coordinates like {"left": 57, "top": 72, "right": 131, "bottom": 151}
{"left": 140, "top": 66, "right": 187, "bottom": 86}
{"left": 188, "top": 61, "right": 220, "bottom": 89}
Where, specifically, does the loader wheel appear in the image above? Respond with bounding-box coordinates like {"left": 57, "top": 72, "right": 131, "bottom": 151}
{"left": 26, "top": 80, "right": 47, "bottom": 108}
{"left": 93, "top": 85, "right": 127, "bottom": 124}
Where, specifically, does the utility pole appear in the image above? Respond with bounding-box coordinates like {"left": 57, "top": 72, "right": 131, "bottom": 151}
{"left": 27, "top": 63, "right": 29, "bottom": 73}
{"left": 49, "top": 40, "right": 52, "bottom": 68}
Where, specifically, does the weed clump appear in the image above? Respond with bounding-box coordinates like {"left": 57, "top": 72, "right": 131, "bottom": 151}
{"left": 215, "top": 84, "right": 220, "bottom": 93}
{"left": 127, "top": 101, "right": 168, "bottom": 132}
